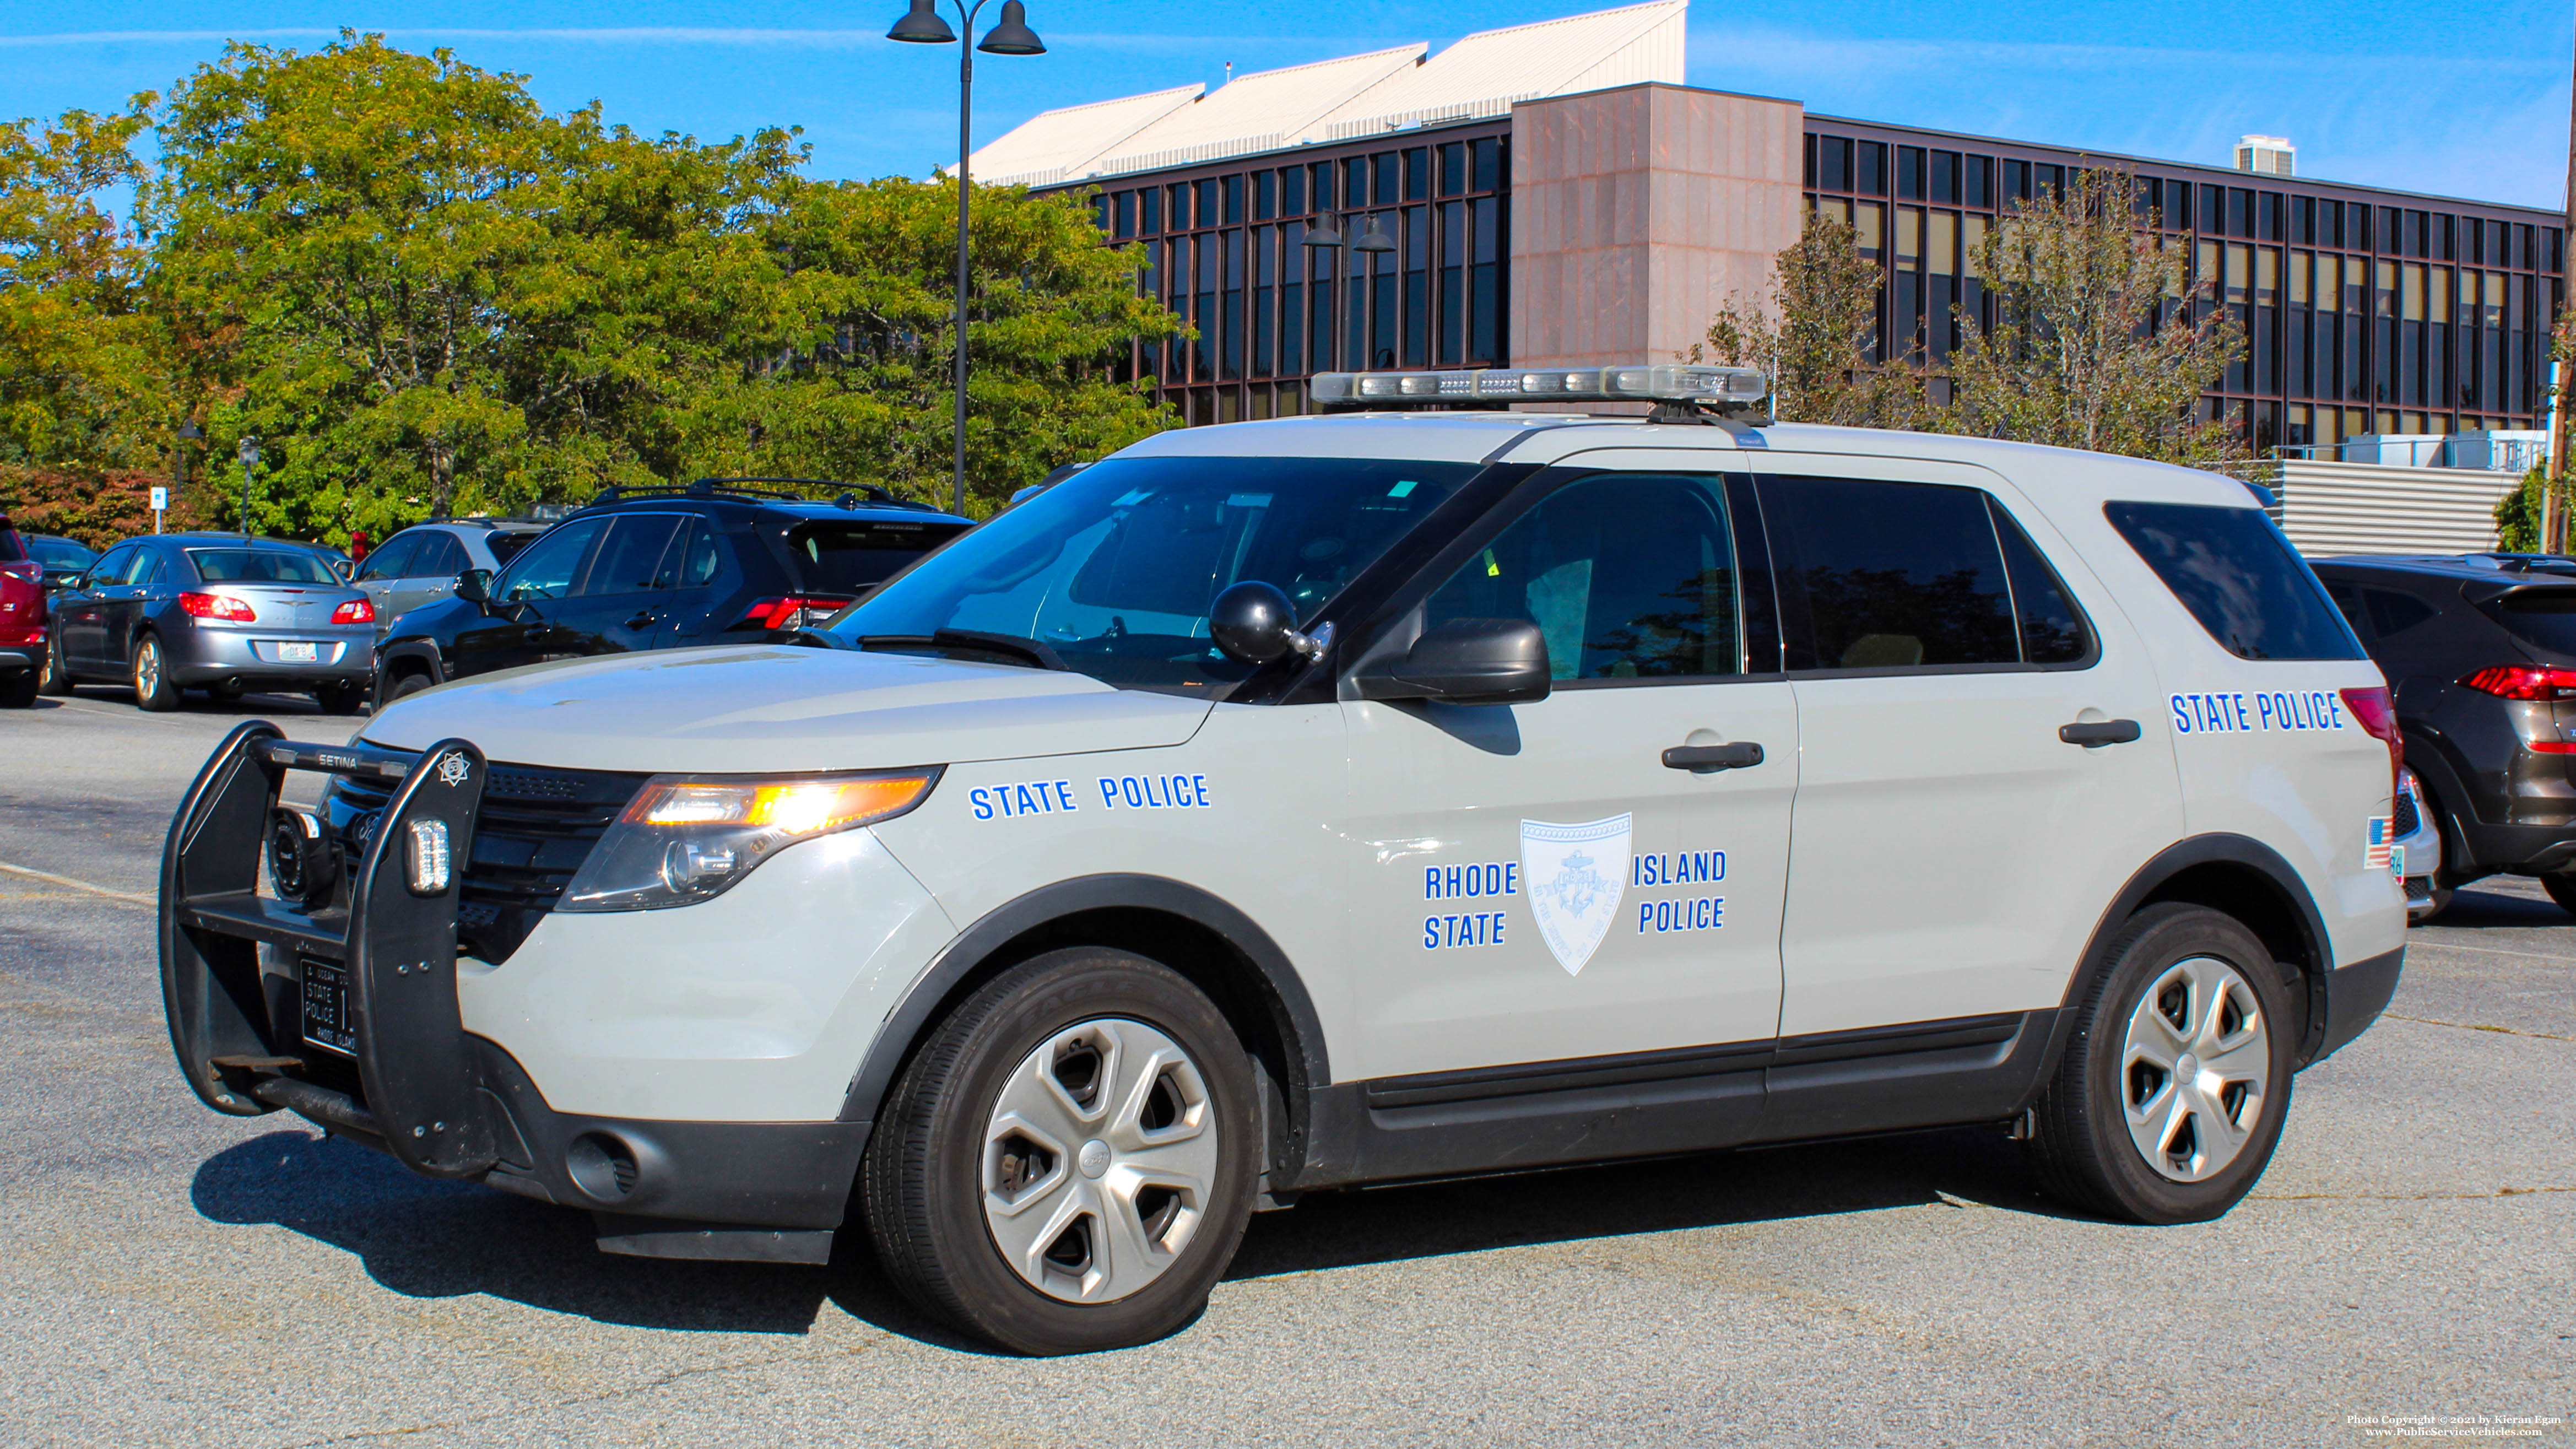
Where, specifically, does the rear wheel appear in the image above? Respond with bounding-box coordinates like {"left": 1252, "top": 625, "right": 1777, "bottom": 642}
{"left": 131, "top": 636, "right": 180, "bottom": 711}
{"left": 37, "top": 635, "right": 71, "bottom": 696}
{"left": 863, "top": 949, "right": 1258, "bottom": 1355}
{"left": 0, "top": 668, "right": 35, "bottom": 709}
{"left": 314, "top": 682, "right": 366, "bottom": 716}
{"left": 2025, "top": 903, "right": 2295, "bottom": 1224}
{"left": 2540, "top": 874, "right": 2576, "bottom": 917}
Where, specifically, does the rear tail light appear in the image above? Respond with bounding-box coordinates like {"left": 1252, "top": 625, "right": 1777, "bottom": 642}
{"left": 331, "top": 597, "right": 375, "bottom": 625}
{"left": 2456, "top": 664, "right": 2576, "bottom": 700}
{"left": 179, "top": 592, "right": 256, "bottom": 622}
{"left": 0, "top": 561, "right": 36, "bottom": 583}
{"left": 2340, "top": 685, "right": 2402, "bottom": 797}
{"left": 737, "top": 594, "right": 856, "bottom": 631}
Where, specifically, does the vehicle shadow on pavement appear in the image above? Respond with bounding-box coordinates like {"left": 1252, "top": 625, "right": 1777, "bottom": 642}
{"left": 192, "top": 1129, "right": 847, "bottom": 1338}
{"left": 190, "top": 1123, "right": 2076, "bottom": 1355}
{"left": 2422, "top": 882, "right": 2565, "bottom": 931}
{"left": 1225, "top": 1125, "right": 2072, "bottom": 1282}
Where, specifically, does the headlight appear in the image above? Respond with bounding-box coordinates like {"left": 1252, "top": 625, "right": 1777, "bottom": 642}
{"left": 558, "top": 769, "right": 939, "bottom": 912}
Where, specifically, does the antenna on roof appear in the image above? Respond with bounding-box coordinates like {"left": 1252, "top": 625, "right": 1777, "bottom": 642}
{"left": 1223, "top": 61, "right": 1232, "bottom": 86}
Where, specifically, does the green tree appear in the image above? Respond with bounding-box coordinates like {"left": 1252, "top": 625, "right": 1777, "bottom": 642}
{"left": 1947, "top": 164, "right": 2244, "bottom": 464}
{"left": 1688, "top": 211, "right": 1924, "bottom": 427}
{"left": 2496, "top": 465, "right": 2546, "bottom": 552}
{"left": 0, "top": 105, "right": 168, "bottom": 482}
{"left": 670, "top": 176, "right": 1179, "bottom": 512}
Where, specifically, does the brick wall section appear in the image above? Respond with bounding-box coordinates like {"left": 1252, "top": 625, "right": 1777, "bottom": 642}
{"left": 1509, "top": 83, "right": 1804, "bottom": 376}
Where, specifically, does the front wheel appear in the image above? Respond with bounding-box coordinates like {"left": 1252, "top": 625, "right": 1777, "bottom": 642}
{"left": 863, "top": 949, "right": 1258, "bottom": 1355}
{"left": 2537, "top": 873, "right": 2576, "bottom": 917}
{"left": 2024, "top": 903, "right": 2296, "bottom": 1224}
{"left": 131, "top": 636, "right": 180, "bottom": 711}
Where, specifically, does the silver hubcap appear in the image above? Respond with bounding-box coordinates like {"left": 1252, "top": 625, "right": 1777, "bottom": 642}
{"left": 981, "top": 1018, "right": 1217, "bottom": 1304}
{"left": 135, "top": 644, "right": 158, "bottom": 695}
{"left": 2121, "top": 955, "right": 2270, "bottom": 1182}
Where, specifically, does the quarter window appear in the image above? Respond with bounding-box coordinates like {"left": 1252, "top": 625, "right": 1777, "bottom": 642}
{"left": 2105, "top": 501, "right": 2363, "bottom": 661}
{"left": 1424, "top": 473, "right": 1742, "bottom": 681}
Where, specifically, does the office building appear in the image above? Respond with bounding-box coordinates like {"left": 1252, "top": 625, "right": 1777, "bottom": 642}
{"left": 975, "top": 1, "right": 2565, "bottom": 452}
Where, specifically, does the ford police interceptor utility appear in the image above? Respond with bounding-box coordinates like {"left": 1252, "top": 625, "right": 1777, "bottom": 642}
{"left": 159, "top": 363, "right": 2406, "bottom": 1355}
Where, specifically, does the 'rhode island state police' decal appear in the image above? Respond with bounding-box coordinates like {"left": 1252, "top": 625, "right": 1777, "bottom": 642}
{"left": 1520, "top": 814, "right": 1632, "bottom": 976}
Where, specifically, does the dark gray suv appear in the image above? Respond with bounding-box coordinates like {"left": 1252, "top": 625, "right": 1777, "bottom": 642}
{"left": 2315, "top": 552, "right": 2576, "bottom": 917}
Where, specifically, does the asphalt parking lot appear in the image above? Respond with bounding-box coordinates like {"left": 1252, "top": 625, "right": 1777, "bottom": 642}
{"left": 3, "top": 687, "right": 2570, "bottom": 1447}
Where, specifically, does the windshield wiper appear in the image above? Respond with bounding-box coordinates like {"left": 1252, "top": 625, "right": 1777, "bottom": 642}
{"left": 854, "top": 628, "right": 1069, "bottom": 671}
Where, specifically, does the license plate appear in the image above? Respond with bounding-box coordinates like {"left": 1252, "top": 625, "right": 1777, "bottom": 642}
{"left": 302, "top": 961, "right": 356, "bottom": 1056}
{"left": 277, "top": 641, "right": 319, "bottom": 663}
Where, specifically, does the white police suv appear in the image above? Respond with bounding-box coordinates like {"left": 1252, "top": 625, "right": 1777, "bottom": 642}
{"left": 161, "top": 364, "right": 2406, "bottom": 1355}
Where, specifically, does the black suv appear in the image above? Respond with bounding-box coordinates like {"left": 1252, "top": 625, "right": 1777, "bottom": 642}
{"left": 375, "top": 479, "right": 971, "bottom": 704}
{"left": 2313, "top": 552, "right": 2576, "bottom": 915}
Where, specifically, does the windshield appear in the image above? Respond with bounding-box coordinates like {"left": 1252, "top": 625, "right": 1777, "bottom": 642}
{"left": 827, "top": 455, "right": 1479, "bottom": 690}
{"left": 186, "top": 549, "right": 340, "bottom": 585}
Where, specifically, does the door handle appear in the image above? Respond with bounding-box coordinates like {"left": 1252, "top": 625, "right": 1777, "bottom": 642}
{"left": 2059, "top": 719, "right": 2142, "bottom": 747}
{"left": 625, "top": 611, "right": 658, "bottom": 629}
{"left": 1662, "top": 742, "right": 1765, "bottom": 772}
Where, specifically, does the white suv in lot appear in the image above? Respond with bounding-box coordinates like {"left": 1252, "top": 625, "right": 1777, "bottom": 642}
{"left": 161, "top": 365, "right": 2406, "bottom": 1356}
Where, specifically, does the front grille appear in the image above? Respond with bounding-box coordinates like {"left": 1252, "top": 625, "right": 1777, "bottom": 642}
{"left": 325, "top": 759, "right": 649, "bottom": 963}
{"left": 2405, "top": 876, "right": 2433, "bottom": 902}
{"left": 2394, "top": 787, "right": 2422, "bottom": 839}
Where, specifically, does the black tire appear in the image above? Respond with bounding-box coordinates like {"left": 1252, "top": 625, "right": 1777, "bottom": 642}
{"left": 2023, "top": 903, "right": 2297, "bottom": 1225}
{"left": 37, "top": 634, "right": 72, "bottom": 695}
{"left": 863, "top": 948, "right": 1258, "bottom": 1355}
{"left": 315, "top": 683, "right": 366, "bottom": 716}
{"left": 2412, "top": 885, "right": 2454, "bottom": 923}
{"left": 131, "top": 635, "right": 180, "bottom": 711}
{"left": 0, "top": 668, "right": 35, "bottom": 709}
{"left": 381, "top": 669, "right": 433, "bottom": 707}
{"left": 2540, "top": 874, "right": 2576, "bottom": 916}
{"left": 208, "top": 681, "right": 245, "bottom": 702}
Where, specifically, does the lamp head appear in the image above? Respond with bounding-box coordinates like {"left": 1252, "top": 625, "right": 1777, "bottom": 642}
{"left": 1301, "top": 218, "right": 1344, "bottom": 248}
{"left": 887, "top": 0, "right": 956, "bottom": 43}
{"left": 1352, "top": 214, "right": 1397, "bottom": 253}
{"left": 237, "top": 436, "right": 260, "bottom": 467}
{"left": 977, "top": 1, "right": 1044, "bottom": 54}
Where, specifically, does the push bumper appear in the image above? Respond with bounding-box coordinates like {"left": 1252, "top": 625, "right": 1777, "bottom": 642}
{"left": 2309, "top": 946, "right": 2404, "bottom": 1065}
{"left": 160, "top": 722, "right": 866, "bottom": 1264}
{"left": 0, "top": 649, "right": 33, "bottom": 670}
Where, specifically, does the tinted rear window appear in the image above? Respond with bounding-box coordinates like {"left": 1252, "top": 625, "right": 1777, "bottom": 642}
{"left": 486, "top": 531, "right": 538, "bottom": 565}
{"left": 0, "top": 528, "right": 25, "bottom": 563}
{"left": 2484, "top": 590, "right": 2576, "bottom": 656}
{"left": 787, "top": 520, "right": 970, "bottom": 592}
{"left": 2104, "top": 501, "right": 2362, "bottom": 661}
{"left": 26, "top": 537, "right": 93, "bottom": 569}
{"left": 187, "top": 549, "right": 339, "bottom": 585}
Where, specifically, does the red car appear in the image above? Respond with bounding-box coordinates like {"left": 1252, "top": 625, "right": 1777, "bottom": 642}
{"left": 0, "top": 515, "right": 45, "bottom": 707}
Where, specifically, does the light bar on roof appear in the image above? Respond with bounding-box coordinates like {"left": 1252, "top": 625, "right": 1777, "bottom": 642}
{"left": 1309, "top": 363, "right": 1769, "bottom": 412}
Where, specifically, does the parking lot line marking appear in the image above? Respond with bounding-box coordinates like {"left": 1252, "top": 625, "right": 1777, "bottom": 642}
{"left": 0, "top": 861, "right": 153, "bottom": 907}
{"left": 2412, "top": 939, "right": 2576, "bottom": 965}
{"left": 2384, "top": 1012, "right": 2574, "bottom": 1044}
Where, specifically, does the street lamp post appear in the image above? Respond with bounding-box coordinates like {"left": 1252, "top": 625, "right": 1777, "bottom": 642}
{"left": 236, "top": 436, "right": 259, "bottom": 541}
{"left": 889, "top": 0, "right": 1045, "bottom": 518}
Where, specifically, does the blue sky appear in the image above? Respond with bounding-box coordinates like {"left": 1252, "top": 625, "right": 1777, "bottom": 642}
{"left": 3, "top": 0, "right": 2567, "bottom": 210}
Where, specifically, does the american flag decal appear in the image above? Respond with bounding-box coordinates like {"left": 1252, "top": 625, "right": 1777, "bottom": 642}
{"left": 2364, "top": 816, "right": 2393, "bottom": 871}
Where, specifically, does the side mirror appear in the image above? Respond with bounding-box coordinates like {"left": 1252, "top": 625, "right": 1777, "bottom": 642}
{"left": 453, "top": 568, "right": 493, "bottom": 606}
{"left": 1353, "top": 618, "right": 1552, "bottom": 706}
{"left": 1209, "top": 580, "right": 1324, "bottom": 666}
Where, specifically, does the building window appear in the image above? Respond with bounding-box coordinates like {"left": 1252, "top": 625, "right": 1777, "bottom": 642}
{"left": 1857, "top": 140, "right": 1886, "bottom": 196}
{"left": 1115, "top": 191, "right": 1136, "bottom": 239}
{"left": 1439, "top": 141, "right": 1466, "bottom": 198}
{"left": 1281, "top": 165, "right": 1305, "bottom": 217}
{"left": 1140, "top": 186, "right": 1161, "bottom": 235}
{"left": 1931, "top": 150, "right": 1960, "bottom": 204}
{"left": 1897, "top": 145, "right": 1925, "bottom": 199}
{"left": 1404, "top": 147, "right": 1428, "bottom": 201}
{"left": 1255, "top": 170, "right": 1276, "bottom": 221}
{"left": 1963, "top": 154, "right": 1990, "bottom": 208}
{"left": 1819, "top": 136, "right": 1852, "bottom": 192}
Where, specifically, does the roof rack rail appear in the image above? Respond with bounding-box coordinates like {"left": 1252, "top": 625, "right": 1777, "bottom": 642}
{"left": 582, "top": 477, "right": 945, "bottom": 512}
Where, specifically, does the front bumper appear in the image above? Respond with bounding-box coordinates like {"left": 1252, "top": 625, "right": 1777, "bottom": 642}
{"left": 159, "top": 722, "right": 875, "bottom": 1263}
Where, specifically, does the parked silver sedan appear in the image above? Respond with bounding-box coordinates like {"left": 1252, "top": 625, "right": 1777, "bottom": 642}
{"left": 41, "top": 533, "right": 376, "bottom": 713}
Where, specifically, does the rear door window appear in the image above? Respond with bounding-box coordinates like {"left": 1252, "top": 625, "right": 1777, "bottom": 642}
{"left": 787, "top": 518, "right": 970, "bottom": 592}
{"left": 2366, "top": 587, "right": 2437, "bottom": 639}
{"left": 2104, "top": 501, "right": 2363, "bottom": 661}
{"left": 1758, "top": 475, "right": 2022, "bottom": 670}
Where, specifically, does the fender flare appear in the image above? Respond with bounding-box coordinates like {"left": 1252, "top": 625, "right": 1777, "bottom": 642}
{"left": 2031, "top": 832, "right": 2337, "bottom": 1095}
{"left": 837, "top": 873, "right": 1333, "bottom": 1166}
{"left": 376, "top": 640, "right": 446, "bottom": 688}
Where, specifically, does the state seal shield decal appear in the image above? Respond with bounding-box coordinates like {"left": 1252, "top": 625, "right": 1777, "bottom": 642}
{"left": 1520, "top": 814, "right": 1631, "bottom": 976}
